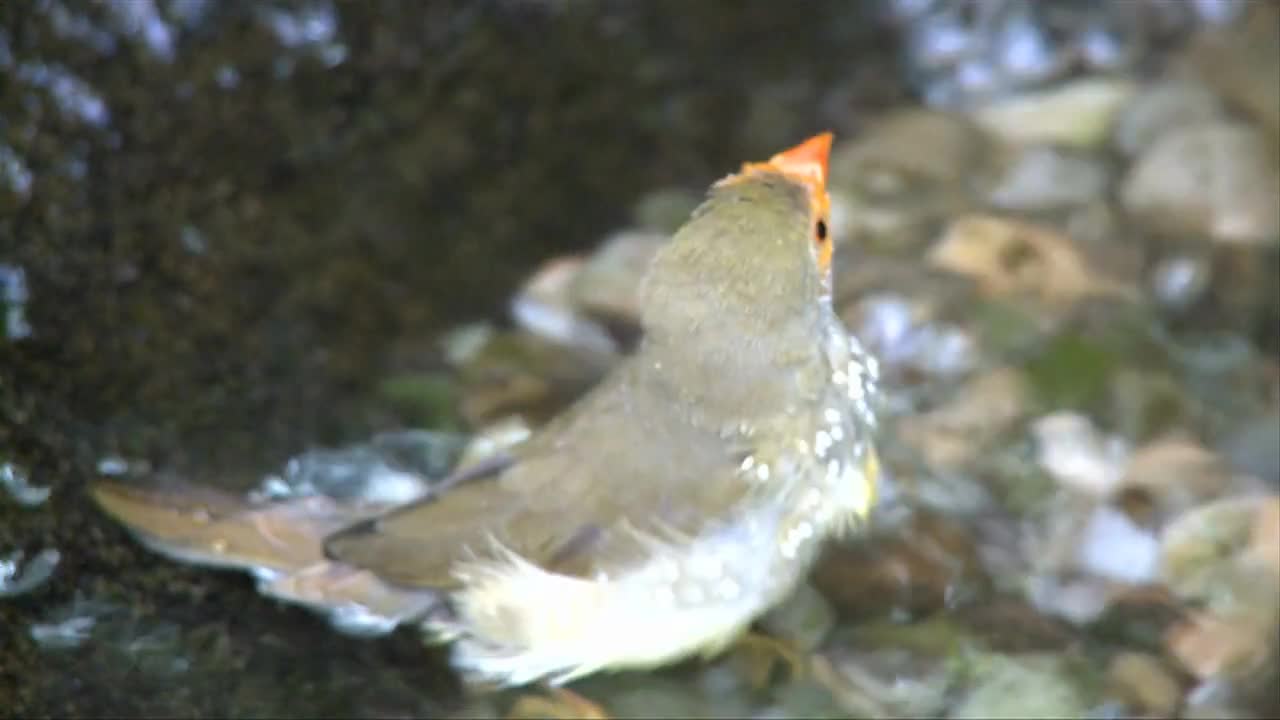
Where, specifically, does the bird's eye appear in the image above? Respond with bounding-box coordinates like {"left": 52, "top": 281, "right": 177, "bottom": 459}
{"left": 815, "top": 219, "right": 828, "bottom": 243}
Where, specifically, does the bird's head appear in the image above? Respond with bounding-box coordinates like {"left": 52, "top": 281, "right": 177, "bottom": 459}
{"left": 640, "top": 133, "right": 836, "bottom": 347}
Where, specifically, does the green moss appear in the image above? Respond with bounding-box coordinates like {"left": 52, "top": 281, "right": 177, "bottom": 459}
{"left": 1026, "top": 333, "right": 1119, "bottom": 414}
{"left": 854, "top": 615, "right": 989, "bottom": 658}
{"left": 376, "top": 373, "right": 463, "bottom": 432}
{"left": 972, "top": 299, "right": 1046, "bottom": 358}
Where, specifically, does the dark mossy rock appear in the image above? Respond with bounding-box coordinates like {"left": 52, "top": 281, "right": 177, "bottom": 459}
{"left": 0, "top": 0, "right": 899, "bottom": 476}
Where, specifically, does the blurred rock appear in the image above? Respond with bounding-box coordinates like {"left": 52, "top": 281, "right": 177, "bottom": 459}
{"left": 833, "top": 255, "right": 976, "bottom": 327}
{"left": 1019, "top": 480, "right": 1168, "bottom": 626}
{"left": 1204, "top": 244, "right": 1280, "bottom": 352}
{"left": 1117, "top": 436, "right": 1241, "bottom": 525}
{"left": 570, "top": 229, "right": 666, "bottom": 341}
{"left": 1121, "top": 123, "right": 1280, "bottom": 245}
{"left": 1025, "top": 426, "right": 1275, "bottom": 635}
{"left": 451, "top": 329, "right": 615, "bottom": 427}
{"left": 971, "top": 77, "right": 1135, "bottom": 149}
{"left": 1159, "top": 494, "right": 1280, "bottom": 684}
{"left": 973, "top": 441, "right": 1059, "bottom": 520}
{"left": 1106, "top": 650, "right": 1184, "bottom": 718}
{"left": 826, "top": 187, "right": 860, "bottom": 252}
{"left": 455, "top": 415, "right": 532, "bottom": 472}
{"left": 830, "top": 109, "right": 991, "bottom": 248}
{"left": 1245, "top": 495, "right": 1280, "bottom": 574}
{"left": 1181, "top": 678, "right": 1258, "bottom": 720}
{"left": 1085, "top": 584, "right": 1188, "bottom": 650}
{"left": 1166, "top": 609, "right": 1275, "bottom": 683}
{"left": 967, "top": 295, "right": 1055, "bottom": 359}
{"left": 1182, "top": 4, "right": 1280, "bottom": 139}
{"left": 949, "top": 652, "right": 1091, "bottom": 719}
{"left": 1077, "top": 504, "right": 1162, "bottom": 584}
{"left": 511, "top": 256, "right": 619, "bottom": 356}
{"left": 813, "top": 510, "right": 989, "bottom": 621}
{"left": 758, "top": 581, "right": 837, "bottom": 654}
{"left": 844, "top": 291, "right": 980, "bottom": 382}
{"left": 756, "top": 678, "right": 849, "bottom": 719}
{"left": 1217, "top": 411, "right": 1280, "bottom": 489}
{"left": 953, "top": 597, "right": 1075, "bottom": 654}
{"left": 254, "top": 429, "right": 463, "bottom": 504}
{"left": 1108, "top": 367, "right": 1197, "bottom": 443}
{"left": 987, "top": 145, "right": 1109, "bottom": 212}
{"left": 631, "top": 187, "right": 700, "bottom": 236}
{"left": 816, "top": 616, "right": 974, "bottom": 719}
{"left": 1, "top": 460, "right": 51, "bottom": 507}
{"left": 1112, "top": 79, "right": 1225, "bottom": 157}
{"left": 834, "top": 109, "right": 989, "bottom": 188}
{"left": 1025, "top": 573, "right": 1121, "bottom": 626}
{"left": 1149, "top": 251, "right": 1213, "bottom": 312}
{"left": 898, "top": 367, "right": 1031, "bottom": 473}
{"left": 443, "top": 696, "right": 501, "bottom": 720}
{"left": 1031, "top": 412, "right": 1129, "bottom": 498}
{"left": 0, "top": 547, "right": 60, "bottom": 598}
{"left": 595, "top": 673, "right": 747, "bottom": 720}
{"left": 1159, "top": 493, "right": 1279, "bottom": 604}
{"left": 928, "top": 214, "right": 1133, "bottom": 310}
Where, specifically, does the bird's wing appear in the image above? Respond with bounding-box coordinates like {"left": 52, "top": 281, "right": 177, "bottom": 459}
{"left": 323, "top": 363, "right": 756, "bottom": 589}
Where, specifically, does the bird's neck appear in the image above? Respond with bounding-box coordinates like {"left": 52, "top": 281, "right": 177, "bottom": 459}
{"left": 637, "top": 302, "right": 837, "bottom": 428}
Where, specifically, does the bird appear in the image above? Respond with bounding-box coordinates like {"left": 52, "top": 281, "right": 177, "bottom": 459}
{"left": 90, "top": 132, "right": 882, "bottom": 712}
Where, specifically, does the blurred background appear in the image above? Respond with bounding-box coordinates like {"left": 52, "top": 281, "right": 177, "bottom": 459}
{"left": 1, "top": 1, "right": 1277, "bottom": 717}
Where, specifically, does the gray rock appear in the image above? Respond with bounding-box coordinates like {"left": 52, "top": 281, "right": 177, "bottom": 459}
{"left": 971, "top": 78, "right": 1136, "bottom": 149}
{"left": 988, "top": 145, "right": 1109, "bottom": 211}
{"left": 1112, "top": 79, "right": 1225, "bottom": 157}
{"left": 950, "top": 652, "right": 1090, "bottom": 719}
{"left": 1121, "top": 123, "right": 1280, "bottom": 245}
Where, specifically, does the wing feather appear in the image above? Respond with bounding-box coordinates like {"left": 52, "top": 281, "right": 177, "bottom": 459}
{"left": 323, "top": 363, "right": 754, "bottom": 589}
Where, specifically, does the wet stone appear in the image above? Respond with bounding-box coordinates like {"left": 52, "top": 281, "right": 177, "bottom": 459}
{"left": 1105, "top": 651, "right": 1184, "bottom": 718}
{"left": 511, "top": 256, "right": 619, "bottom": 356}
{"left": 829, "top": 109, "right": 992, "bottom": 248}
{"left": 631, "top": 187, "right": 701, "bottom": 236}
{"left": 570, "top": 229, "right": 667, "bottom": 340}
{"left": 758, "top": 581, "right": 836, "bottom": 653}
{"left": 818, "top": 615, "right": 979, "bottom": 719}
{"left": 970, "top": 77, "right": 1136, "bottom": 149}
{"left": 1121, "top": 122, "right": 1280, "bottom": 246}
{"left": 1215, "top": 408, "right": 1280, "bottom": 491}
{"left": 928, "top": 214, "right": 1132, "bottom": 311}
{"left": 813, "top": 510, "right": 990, "bottom": 621}
{"left": 987, "top": 145, "right": 1110, "bottom": 212}
{"left": 949, "top": 651, "right": 1092, "bottom": 720}
{"left": 1183, "top": 6, "right": 1280, "bottom": 138}
{"left": 897, "top": 366, "right": 1031, "bottom": 474}
{"left": 832, "top": 109, "right": 991, "bottom": 189}
{"left": 1112, "top": 79, "right": 1225, "bottom": 157}
{"left": 451, "top": 330, "right": 616, "bottom": 427}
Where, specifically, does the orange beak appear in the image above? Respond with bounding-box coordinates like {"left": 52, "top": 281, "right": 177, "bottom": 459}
{"left": 720, "top": 131, "right": 833, "bottom": 198}
{"left": 766, "top": 132, "right": 832, "bottom": 189}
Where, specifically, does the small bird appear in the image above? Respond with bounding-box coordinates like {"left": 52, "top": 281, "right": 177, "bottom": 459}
{"left": 92, "top": 133, "right": 882, "bottom": 701}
